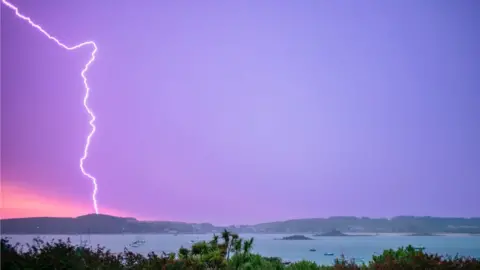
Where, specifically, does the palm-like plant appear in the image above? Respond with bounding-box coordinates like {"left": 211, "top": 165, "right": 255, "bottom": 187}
{"left": 233, "top": 238, "right": 243, "bottom": 255}
{"left": 221, "top": 230, "right": 230, "bottom": 245}
{"left": 209, "top": 234, "right": 219, "bottom": 249}
{"left": 243, "top": 237, "right": 254, "bottom": 254}
{"left": 227, "top": 233, "right": 239, "bottom": 260}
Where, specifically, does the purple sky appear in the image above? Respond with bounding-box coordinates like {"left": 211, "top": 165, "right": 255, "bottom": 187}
{"left": 2, "top": 0, "right": 479, "bottom": 225}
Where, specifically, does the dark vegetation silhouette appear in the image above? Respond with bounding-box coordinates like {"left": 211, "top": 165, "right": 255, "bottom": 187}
{"left": 2, "top": 230, "right": 479, "bottom": 269}
{"left": 2, "top": 214, "right": 480, "bottom": 234}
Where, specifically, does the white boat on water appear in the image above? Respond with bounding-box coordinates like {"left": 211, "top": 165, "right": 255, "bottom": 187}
{"left": 129, "top": 237, "right": 146, "bottom": 248}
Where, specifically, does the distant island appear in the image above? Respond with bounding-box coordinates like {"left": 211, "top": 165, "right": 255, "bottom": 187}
{"left": 1, "top": 214, "right": 480, "bottom": 235}
{"left": 277, "top": 235, "right": 313, "bottom": 240}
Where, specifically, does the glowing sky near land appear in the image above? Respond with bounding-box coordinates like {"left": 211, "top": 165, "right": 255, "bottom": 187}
{"left": 1, "top": 0, "right": 480, "bottom": 224}
{"left": 0, "top": 183, "right": 132, "bottom": 219}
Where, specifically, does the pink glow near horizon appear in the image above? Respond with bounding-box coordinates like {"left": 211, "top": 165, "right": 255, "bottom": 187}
{"left": 0, "top": 183, "right": 125, "bottom": 219}
{"left": 2, "top": 0, "right": 100, "bottom": 214}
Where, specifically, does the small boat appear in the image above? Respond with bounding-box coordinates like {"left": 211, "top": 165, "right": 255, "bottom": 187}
{"left": 309, "top": 248, "right": 316, "bottom": 252}
{"left": 129, "top": 238, "right": 146, "bottom": 248}
{"left": 324, "top": 252, "right": 334, "bottom": 256}
{"left": 189, "top": 240, "right": 195, "bottom": 243}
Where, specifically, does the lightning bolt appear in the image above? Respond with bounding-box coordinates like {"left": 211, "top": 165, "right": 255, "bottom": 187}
{"left": 3, "top": 0, "right": 100, "bottom": 214}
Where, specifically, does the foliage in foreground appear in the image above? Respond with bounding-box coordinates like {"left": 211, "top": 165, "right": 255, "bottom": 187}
{"left": 1, "top": 231, "right": 479, "bottom": 270}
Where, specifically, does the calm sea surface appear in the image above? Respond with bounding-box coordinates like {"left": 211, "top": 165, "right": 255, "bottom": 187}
{"left": 5, "top": 234, "right": 480, "bottom": 265}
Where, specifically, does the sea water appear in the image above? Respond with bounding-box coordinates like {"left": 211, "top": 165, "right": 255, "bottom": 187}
{"left": 5, "top": 234, "right": 480, "bottom": 265}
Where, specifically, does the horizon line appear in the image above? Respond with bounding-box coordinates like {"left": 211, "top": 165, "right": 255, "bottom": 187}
{"left": 2, "top": 213, "right": 479, "bottom": 226}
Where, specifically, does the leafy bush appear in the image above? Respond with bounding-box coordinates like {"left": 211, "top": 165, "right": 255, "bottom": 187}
{"left": 1, "top": 232, "right": 479, "bottom": 269}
